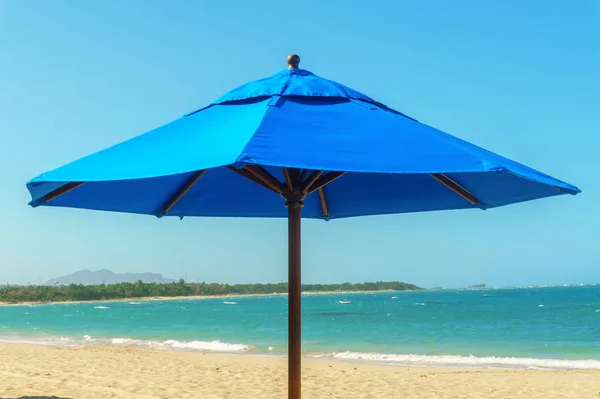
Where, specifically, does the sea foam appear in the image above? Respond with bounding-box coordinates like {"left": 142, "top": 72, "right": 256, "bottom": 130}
{"left": 0, "top": 333, "right": 250, "bottom": 354}
{"left": 108, "top": 337, "right": 251, "bottom": 352}
{"left": 0, "top": 336, "right": 78, "bottom": 347}
{"left": 311, "top": 351, "right": 600, "bottom": 370}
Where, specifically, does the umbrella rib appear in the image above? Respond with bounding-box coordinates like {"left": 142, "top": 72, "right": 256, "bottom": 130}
{"left": 430, "top": 173, "right": 478, "bottom": 205}
{"left": 299, "top": 169, "right": 308, "bottom": 182}
{"left": 306, "top": 172, "right": 346, "bottom": 195}
{"left": 44, "top": 182, "right": 85, "bottom": 202}
{"left": 283, "top": 168, "right": 294, "bottom": 192}
{"left": 288, "top": 168, "right": 302, "bottom": 185}
{"left": 226, "top": 166, "right": 280, "bottom": 194}
{"left": 302, "top": 171, "right": 323, "bottom": 191}
{"left": 318, "top": 187, "right": 329, "bottom": 219}
{"left": 245, "top": 165, "right": 284, "bottom": 194}
{"left": 162, "top": 170, "right": 207, "bottom": 215}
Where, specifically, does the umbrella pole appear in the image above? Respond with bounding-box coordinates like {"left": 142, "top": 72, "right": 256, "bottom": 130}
{"left": 287, "top": 200, "right": 302, "bottom": 399}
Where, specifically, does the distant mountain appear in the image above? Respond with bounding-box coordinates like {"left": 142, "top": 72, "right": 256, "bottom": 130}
{"left": 43, "top": 269, "right": 174, "bottom": 286}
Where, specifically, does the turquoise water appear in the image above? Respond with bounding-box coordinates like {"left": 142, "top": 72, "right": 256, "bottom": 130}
{"left": 1, "top": 286, "right": 599, "bottom": 369}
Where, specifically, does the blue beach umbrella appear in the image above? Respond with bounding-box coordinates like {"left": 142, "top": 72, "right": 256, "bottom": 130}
{"left": 26, "top": 54, "right": 579, "bottom": 398}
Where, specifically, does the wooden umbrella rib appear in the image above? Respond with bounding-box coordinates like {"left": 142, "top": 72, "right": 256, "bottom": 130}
{"left": 162, "top": 170, "right": 207, "bottom": 215}
{"left": 302, "top": 171, "right": 323, "bottom": 192}
{"left": 226, "top": 166, "right": 280, "bottom": 194}
{"left": 306, "top": 171, "right": 346, "bottom": 195}
{"left": 318, "top": 187, "right": 329, "bottom": 219}
{"left": 245, "top": 165, "right": 284, "bottom": 194}
{"left": 299, "top": 169, "right": 308, "bottom": 182}
{"left": 44, "top": 182, "right": 85, "bottom": 202}
{"left": 430, "top": 173, "right": 478, "bottom": 205}
{"left": 283, "top": 168, "right": 294, "bottom": 192}
{"left": 288, "top": 168, "right": 302, "bottom": 185}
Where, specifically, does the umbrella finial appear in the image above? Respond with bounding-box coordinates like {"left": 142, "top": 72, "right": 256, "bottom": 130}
{"left": 287, "top": 54, "right": 300, "bottom": 69}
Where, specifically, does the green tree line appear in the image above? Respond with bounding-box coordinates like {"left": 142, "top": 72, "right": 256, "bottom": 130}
{"left": 0, "top": 280, "right": 421, "bottom": 303}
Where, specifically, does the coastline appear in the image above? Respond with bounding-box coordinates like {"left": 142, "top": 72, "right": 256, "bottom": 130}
{"left": 1, "top": 333, "right": 599, "bottom": 371}
{"left": 3, "top": 286, "right": 598, "bottom": 375}
{"left": 0, "top": 289, "right": 399, "bottom": 307}
{"left": 1, "top": 343, "right": 598, "bottom": 398}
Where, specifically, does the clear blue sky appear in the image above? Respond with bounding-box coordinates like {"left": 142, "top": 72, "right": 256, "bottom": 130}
{"left": 0, "top": 0, "right": 598, "bottom": 288}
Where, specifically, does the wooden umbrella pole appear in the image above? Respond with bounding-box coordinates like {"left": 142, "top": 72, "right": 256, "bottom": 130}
{"left": 286, "top": 199, "right": 303, "bottom": 399}
{"left": 230, "top": 165, "right": 318, "bottom": 398}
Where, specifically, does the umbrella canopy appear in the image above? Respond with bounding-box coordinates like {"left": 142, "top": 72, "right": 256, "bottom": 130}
{"left": 26, "top": 55, "right": 580, "bottom": 399}
{"left": 27, "top": 59, "right": 578, "bottom": 218}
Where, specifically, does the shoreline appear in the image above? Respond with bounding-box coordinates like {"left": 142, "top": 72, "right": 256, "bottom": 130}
{"left": 1, "top": 343, "right": 599, "bottom": 398}
{"left": 2, "top": 341, "right": 600, "bottom": 371}
{"left": 0, "top": 289, "right": 401, "bottom": 307}
{"left": 1, "top": 338, "right": 598, "bottom": 372}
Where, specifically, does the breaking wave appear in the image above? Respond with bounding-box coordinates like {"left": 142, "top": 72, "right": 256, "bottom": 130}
{"left": 107, "top": 337, "right": 251, "bottom": 352}
{"left": 0, "top": 334, "right": 252, "bottom": 353}
{"left": 310, "top": 351, "right": 600, "bottom": 370}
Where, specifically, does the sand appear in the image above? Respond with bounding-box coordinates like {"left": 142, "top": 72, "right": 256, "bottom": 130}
{"left": 0, "top": 344, "right": 598, "bottom": 399}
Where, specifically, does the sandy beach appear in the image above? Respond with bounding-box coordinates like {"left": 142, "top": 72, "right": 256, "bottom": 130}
{"left": 0, "top": 344, "right": 598, "bottom": 399}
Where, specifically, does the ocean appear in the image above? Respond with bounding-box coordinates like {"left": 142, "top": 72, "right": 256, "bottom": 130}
{"left": 1, "top": 285, "right": 599, "bottom": 369}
